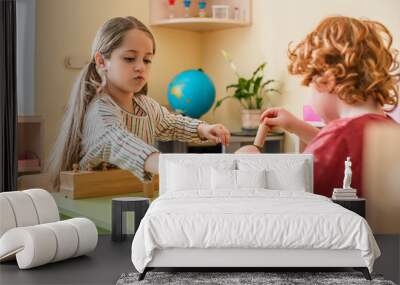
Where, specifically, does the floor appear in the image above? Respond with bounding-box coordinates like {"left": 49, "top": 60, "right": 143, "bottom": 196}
{"left": 50, "top": 190, "right": 399, "bottom": 284}
{"left": 374, "top": 235, "right": 400, "bottom": 284}
{"left": 1, "top": 235, "right": 399, "bottom": 285}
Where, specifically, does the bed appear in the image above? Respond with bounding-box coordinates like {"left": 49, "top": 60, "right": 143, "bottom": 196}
{"left": 131, "top": 154, "right": 380, "bottom": 281}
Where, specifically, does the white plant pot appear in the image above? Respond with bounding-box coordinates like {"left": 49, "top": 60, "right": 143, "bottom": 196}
{"left": 241, "top": 109, "right": 262, "bottom": 130}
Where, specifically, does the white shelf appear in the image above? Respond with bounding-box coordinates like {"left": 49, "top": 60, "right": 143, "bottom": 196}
{"left": 151, "top": 17, "right": 249, "bottom": 32}
{"left": 150, "top": 0, "right": 251, "bottom": 32}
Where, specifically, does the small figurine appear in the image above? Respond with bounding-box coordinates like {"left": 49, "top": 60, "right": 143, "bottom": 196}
{"left": 101, "top": 162, "right": 108, "bottom": 171}
{"left": 343, "top": 157, "right": 352, "bottom": 189}
{"left": 331, "top": 156, "right": 357, "bottom": 199}
{"left": 72, "top": 163, "right": 79, "bottom": 173}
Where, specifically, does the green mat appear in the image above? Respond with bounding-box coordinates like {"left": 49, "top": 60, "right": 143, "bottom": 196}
{"left": 59, "top": 213, "right": 110, "bottom": 235}
{"left": 54, "top": 191, "right": 158, "bottom": 235}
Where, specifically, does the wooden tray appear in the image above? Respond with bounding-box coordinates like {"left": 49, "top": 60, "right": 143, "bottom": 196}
{"left": 59, "top": 169, "right": 158, "bottom": 199}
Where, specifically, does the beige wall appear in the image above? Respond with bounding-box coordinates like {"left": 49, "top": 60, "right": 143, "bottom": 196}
{"left": 35, "top": 0, "right": 202, "bottom": 163}
{"left": 364, "top": 124, "right": 400, "bottom": 234}
{"left": 201, "top": 0, "right": 400, "bottom": 152}
{"left": 36, "top": 0, "right": 400, "bottom": 158}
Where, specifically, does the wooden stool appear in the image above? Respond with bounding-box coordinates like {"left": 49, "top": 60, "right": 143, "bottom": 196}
{"left": 111, "top": 197, "right": 150, "bottom": 242}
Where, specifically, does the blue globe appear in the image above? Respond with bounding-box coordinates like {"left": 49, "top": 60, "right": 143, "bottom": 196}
{"left": 167, "top": 69, "right": 215, "bottom": 118}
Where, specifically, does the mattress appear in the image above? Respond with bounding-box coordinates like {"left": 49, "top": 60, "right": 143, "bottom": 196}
{"left": 131, "top": 190, "right": 380, "bottom": 273}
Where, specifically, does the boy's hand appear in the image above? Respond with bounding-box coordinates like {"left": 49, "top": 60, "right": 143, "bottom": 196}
{"left": 259, "top": 107, "right": 300, "bottom": 133}
{"left": 198, "top": 123, "right": 231, "bottom": 146}
{"left": 260, "top": 107, "right": 320, "bottom": 144}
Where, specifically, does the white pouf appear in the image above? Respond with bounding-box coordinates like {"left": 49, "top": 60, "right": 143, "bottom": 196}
{"left": 24, "top": 188, "right": 60, "bottom": 223}
{"left": 0, "top": 189, "right": 98, "bottom": 269}
{"left": 0, "top": 196, "right": 17, "bottom": 237}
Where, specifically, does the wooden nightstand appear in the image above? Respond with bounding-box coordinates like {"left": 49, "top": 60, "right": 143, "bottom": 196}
{"left": 332, "top": 198, "right": 366, "bottom": 218}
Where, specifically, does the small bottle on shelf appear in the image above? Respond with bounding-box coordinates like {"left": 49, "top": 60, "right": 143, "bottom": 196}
{"left": 183, "top": 0, "right": 191, "bottom": 18}
{"left": 233, "top": 6, "right": 240, "bottom": 20}
{"left": 167, "top": 0, "right": 176, "bottom": 19}
{"left": 198, "top": 0, "right": 206, "bottom": 17}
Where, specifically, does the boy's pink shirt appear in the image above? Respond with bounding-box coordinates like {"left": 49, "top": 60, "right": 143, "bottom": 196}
{"left": 303, "top": 113, "right": 396, "bottom": 198}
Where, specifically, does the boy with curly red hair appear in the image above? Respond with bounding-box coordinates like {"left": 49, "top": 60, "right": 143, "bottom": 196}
{"left": 239, "top": 16, "right": 399, "bottom": 197}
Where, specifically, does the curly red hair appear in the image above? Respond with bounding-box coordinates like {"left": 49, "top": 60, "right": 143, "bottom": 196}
{"left": 288, "top": 16, "right": 399, "bottom": 109}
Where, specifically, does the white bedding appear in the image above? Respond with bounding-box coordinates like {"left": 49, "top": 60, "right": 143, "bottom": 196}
{"left": 131, "top": 190, "right": 380, "bottom": 273}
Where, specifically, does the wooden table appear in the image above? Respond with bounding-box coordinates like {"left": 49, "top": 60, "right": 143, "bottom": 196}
{"left": 157, "top": 131, "right": 285, "bottom": 153}
{"left": 222, "top": 131, "right": 285, "bottom": 153}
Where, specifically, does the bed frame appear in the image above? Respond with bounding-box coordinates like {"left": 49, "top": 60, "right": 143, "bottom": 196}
{"left": 139, "top": 249, "right": 371, "bottom": 280}
{"left": 138, "top": 154, "right": 372, "bottom": 281}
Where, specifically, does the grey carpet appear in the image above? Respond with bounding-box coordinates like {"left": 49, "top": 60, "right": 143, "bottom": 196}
{"left": 116, "top": 271, "right": 396, "bottom": 285}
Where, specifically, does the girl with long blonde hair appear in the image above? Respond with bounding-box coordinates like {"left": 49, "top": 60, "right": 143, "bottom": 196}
{"left": 48, "top": 16, "right": 230, "bottom": 189}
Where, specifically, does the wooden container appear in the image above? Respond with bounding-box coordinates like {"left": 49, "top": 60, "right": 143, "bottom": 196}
{"left": 59, "top": 169, "right": 158, "bottom": 199}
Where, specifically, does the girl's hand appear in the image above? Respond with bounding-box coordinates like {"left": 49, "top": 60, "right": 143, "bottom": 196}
{"left": 235, "top": 145, "right": 261, "bottom": 154}
{"left": 259, "top": 107, "right": 300, "bottom": 133}
{"left": 198, "top": 123, "right": 231, "bottom": 146}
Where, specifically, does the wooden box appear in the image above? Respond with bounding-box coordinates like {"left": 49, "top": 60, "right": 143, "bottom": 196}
{"left": 59, "top": 169, "right": 158, "bottom": 199}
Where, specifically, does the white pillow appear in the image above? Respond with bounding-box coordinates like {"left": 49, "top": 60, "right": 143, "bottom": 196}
{"left": 237, "top": 159, "right": 307, "bottom": 191}
{"left": 211, "top": 168, "right": 236, "bottom": 190}
{"left": 236, "top": 169, "right": 267, "bottom": 189}
{"left": 167, "top": 162, "right": 210, "bottom": 191}
{"left": 166, "top": 158, "right": 236, "bottom": 192}
{"left": 266, "top": 161, "right": 307, "bottom": 191}
{"left": 211, "top": 169, "right": 267, "bottom": 190}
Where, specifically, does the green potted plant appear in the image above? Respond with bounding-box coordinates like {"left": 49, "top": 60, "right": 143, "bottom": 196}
{"left": 214, "top": 50, "right": 280, "bottom": 130}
